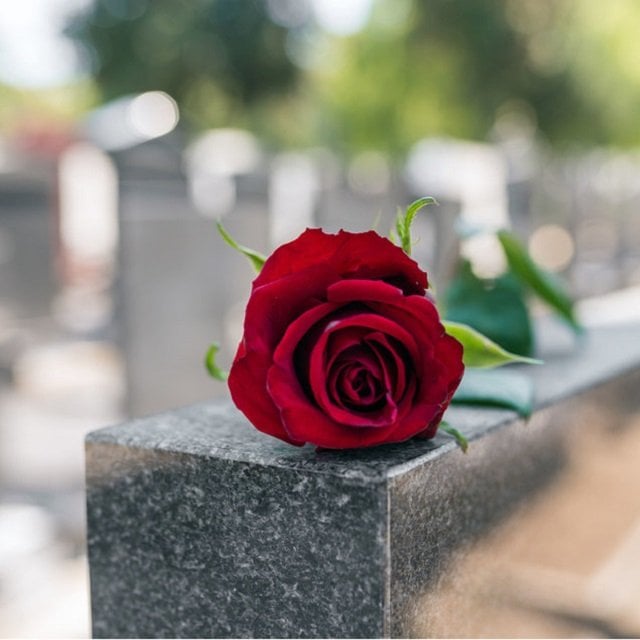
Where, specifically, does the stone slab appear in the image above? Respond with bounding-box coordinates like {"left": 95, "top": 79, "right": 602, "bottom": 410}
{"left": 86, "top": 321, "right": 640, "bottom": 637}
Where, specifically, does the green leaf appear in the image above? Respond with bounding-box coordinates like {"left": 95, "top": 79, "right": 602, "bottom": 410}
{"left": 443, "top": 320, "right": 542, "bottom": 368}
{"left": 439, "top": 420, "right": 469, "bottom": 452}
{"left": 393, "top": 197, "right": 438, "bottom": 255}
{"left": 443, "top": 259, "right": 534, "bottom": 357}
{"left": 205, "top": 342, "right": 228, "bottom": 381}
{"left": 497, "top": 230, "right": 582, "bottom": 333}
{"left": 452, "top": 369, "right": 534, "bottom": 417}
{"left": 217, "top": 221, "right": 267, "bottom": 273}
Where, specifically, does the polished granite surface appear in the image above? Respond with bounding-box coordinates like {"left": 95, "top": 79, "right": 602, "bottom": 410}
{"left": 86, "top": 322, "right": 640, "bottom": 637}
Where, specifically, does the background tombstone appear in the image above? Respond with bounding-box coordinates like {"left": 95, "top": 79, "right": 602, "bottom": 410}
{"left": 112, "top": 134, "right": 269, "bottom": 417}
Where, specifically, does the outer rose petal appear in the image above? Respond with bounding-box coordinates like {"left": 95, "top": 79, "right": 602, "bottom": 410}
{"left": 414, "top": 333, "right": 465, "bottom": 439}
{"left": 254, "top": 229, "right": 428, "bottom": 295}
{"left": 228, "top": 340, "right": 302, "bottom": 446}
{"left": 228, "top": 265, "right": 339, "bottom": 445}
{"left": 243, "top": 263, "right": 338, "bottom": 353}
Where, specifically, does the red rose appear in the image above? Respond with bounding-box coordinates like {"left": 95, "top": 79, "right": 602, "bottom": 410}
{"left": 228, "top": 229, "right": 464, "bottom": 449}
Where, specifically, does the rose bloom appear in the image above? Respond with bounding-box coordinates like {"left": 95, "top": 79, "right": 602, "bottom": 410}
{"left": 228, "top": 229, "right": 464, "bottom": 449}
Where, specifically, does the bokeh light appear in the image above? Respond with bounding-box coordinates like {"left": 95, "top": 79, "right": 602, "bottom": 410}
{"left": 529, "top": 224, "right": 575, "bottom": 272}
{"left": 127, "top": 91, "right": 179, "bottom": 139}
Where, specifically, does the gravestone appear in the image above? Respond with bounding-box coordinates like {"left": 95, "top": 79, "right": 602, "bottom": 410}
{"left": 112, "top": 141, "right": 268, "bottom": 417}
{"left": 86, "top": 321, "right": 640, "bottom": 637}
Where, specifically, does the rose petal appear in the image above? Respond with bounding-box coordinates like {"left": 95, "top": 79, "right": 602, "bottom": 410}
{"left": 366, "top": 296, "right": 453, "bottom": 402}
{"left": 244, "top": 264, "right": 338, "bottom": 353}
{"left": 364, "top": 332, "right": 409, "bottom": 401}
{"left": 228, "top": 265, "right": 339, "bottom": 444}
{"left": 254, "top": 229, "right": 428, "bottom": 295}
{"left": 231, "top": 229, "right": 464, "bottom": 449}
{"left": 326, "top": 279, "right": 404, "bottom": 304}
{"left": 326, "top": 280, "right": 451, "bottom": 404}
{"left": 310, "top": 312, "right": 421, "bottom": 372}
{"left": 228, "top": 341, "right": 303, "bottom": 445}
{"left": 305, "top": 313, "right": 419, "bottom": 424}
{"left": 320, "top": 347, "right": 399, "bottom": 427}
{"left": 333, "top": 361, "right": 381, "bottom": 406}
{"left": 273, "top": 398, "right": 403, "bottom": 449}
{"left": 311, "top": 336, "right": 398, "bottom": 427}
{"left": 362, "top": 332, "right": 419, "bottom": 427}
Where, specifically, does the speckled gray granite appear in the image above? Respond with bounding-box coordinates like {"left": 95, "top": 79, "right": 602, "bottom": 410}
{"left": 86, "top": 322, "right": 640, "bottom": 638}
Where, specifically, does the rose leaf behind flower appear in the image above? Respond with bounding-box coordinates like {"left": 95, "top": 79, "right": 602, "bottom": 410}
{"left": 452, "top": 369, "right": 534, "bottom": 418}
{"left": 442, "top": 321, "right": 542, "bottom": 368}
{"left": 443, "top": 259, "right": 534, "bottom": 357}
{"left": 497, "top": 229, "right": 583, "bottom": 334}
{"left": 451, "top": 221, "right": 581, "bottom": 341}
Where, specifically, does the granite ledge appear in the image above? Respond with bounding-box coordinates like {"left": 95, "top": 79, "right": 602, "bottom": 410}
{"left": 87, "top": 321, "right": 640, "bottom": 482}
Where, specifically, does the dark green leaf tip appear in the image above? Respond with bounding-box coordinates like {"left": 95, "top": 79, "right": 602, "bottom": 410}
{"left": 439, "top": 421, "right": 469, "bottom": 453}
{"left": 452, "top": 369, "right": 534, "bottom": 418}
{"left": 205, "top": 342, "right": 228, "bottom": 382}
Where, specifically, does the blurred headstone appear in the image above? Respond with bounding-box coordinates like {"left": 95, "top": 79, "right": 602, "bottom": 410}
{"left": 112, "top": 136, "right": 268, "bottom": 417}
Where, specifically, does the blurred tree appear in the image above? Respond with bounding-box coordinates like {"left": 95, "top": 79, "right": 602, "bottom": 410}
{"left": 316, "top": 0, "right": 640, "bottom": 154}
{"left": 66, "top": 0, "right": 300, "bottom": 131}
{"left": 66, "top": 0, "right": 640, "bottom": 153}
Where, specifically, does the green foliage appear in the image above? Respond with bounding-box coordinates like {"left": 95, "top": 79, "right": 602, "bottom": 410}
{"left": 452, "top": 369, "right": 534, "bottom": 417}
{"left": 444, "top": 260, "right": 534, "bottom": 357}
{"left": 393, "top": 197, "right": 437, "bottom": 255}
{"left": 64, "top": 0, "right": 640, "bottom": 150}
{"left": 217, "top": 221, "right": 266, "bottom": 273}
{"left": 443, "top": 321, "right": 542, "bottom": 369}
{"left": 317, "top": 0, "right": 640, "bottom": 154}
{"left": 65, "top": 0, "right": 298, "bottom": 125}
{"left": 497, "top": 230, "right": 582, "bottom": 333}
{"left": 205, "top": 342, "right": 228, "bottom": 381}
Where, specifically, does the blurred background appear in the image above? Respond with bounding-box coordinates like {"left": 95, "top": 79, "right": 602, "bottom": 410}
{"left": 1, "top": 0, "right": 640, "bottom": 636}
